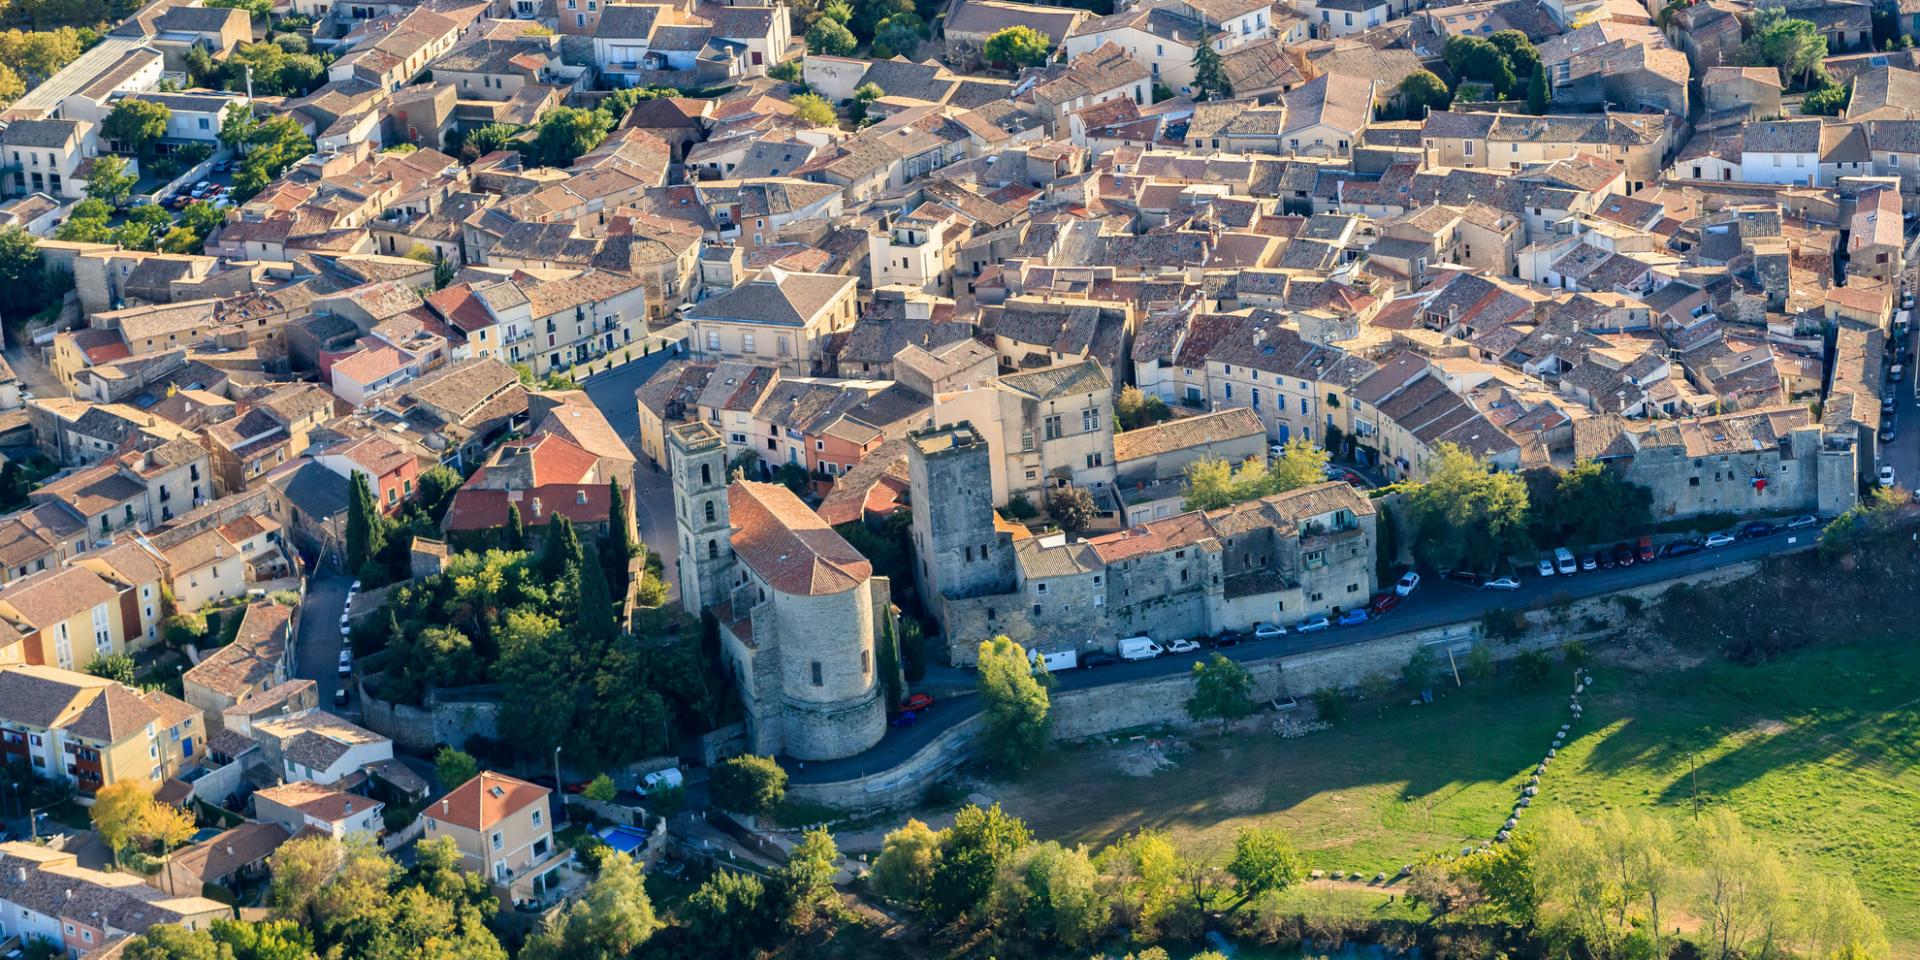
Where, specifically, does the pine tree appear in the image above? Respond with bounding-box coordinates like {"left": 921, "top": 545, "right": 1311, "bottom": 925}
{"left": 1527, "top": 68, "right": 1550, "bottom": 115}
{"left": 601, "top": 479, "right": 636, "bottom": 596}
{"left": 539, "top": 516, "right": 583, "bottom": 580}
{"left": 346, "top": 473, "right": 386, "bottom": 575}
{"left": 504, "top": 503, "right": 525, "bottom": 551}
{"left": 1193, "top": 44, "right": 1230, "bottom": 100}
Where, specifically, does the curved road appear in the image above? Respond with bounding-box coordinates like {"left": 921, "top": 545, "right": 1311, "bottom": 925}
{"left": 786, "top": 530, "right": 1813, "bottom": 784}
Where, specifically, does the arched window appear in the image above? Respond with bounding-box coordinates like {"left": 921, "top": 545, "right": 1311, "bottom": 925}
{"left": 708, "top": 539, "right": 719, "bottom": 560}
{"left": 700, "top": 463, "right": 711, "bottom": 484}
{"left": 704, "top": 500, "right": 716, "bottom": 523}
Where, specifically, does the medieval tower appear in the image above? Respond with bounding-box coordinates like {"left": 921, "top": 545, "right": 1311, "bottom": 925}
{"left": 669, "top": 421, "right": 733, "bottom": 616}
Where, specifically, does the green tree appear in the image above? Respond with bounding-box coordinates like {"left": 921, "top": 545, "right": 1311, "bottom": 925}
{"left": 103, "top": 98, "right": 170, "bottom": 156}
{"left": 804, "top": 15, "right": 855, "bottom": 55}
{"left": 0, "top": 63, "right": 26, "bottom": 109}
{"left": 1113, "top": 385, "right": 1172, "bottom": 430}
{"left": 1455, "top": 831, "right": 1539, "bottom": 925}
{"left": 1406, "top": 443, "right": 1532, "bottom": 573}
{"left": 85, "top": 651, "right": 137, "bottom": 684}
{"left": 927, "top": 802, "right": 1031, "bottom": 921}
{"left": 1529, "top": 459, "right": 1652, "bottom": 549}
{"left": 1486, "top": 29, "right": 1539, "bottom": 78}
{"left": 984, "top": 24, "right": 1051, "bottom": 67}
{"left": 528, "top": 106, "right": 612, "bottom": 168}
{"left": 1802, "top": 79, "right": 1851, "bottom": 115}
{"left": 1748, "top": 11, "right": 1827, "bottom": 88}
{"left": 1527, "top": 67, "right": 1550, "bottom": 114}
{"left": 975, "top": 635, "right": 1052, "bottom": 767}
{"left": 790, "top": 91, "right": 836, "bottom": 126}
{"left": 121, "top": 926, "right": 228, "bottom": 960}
{"left": 1444, "top": 35, "right": 1519, "bottom": 97}
{"left": 432, "top": 746, "right": 478, "bottom": 791}
{"left": 870, "top": 818, "right": 942, "bottom": 905}
{"left": 0, "top": 28, "right": 85, "bottom": 84}
{"left": 582, "top": 772, "right": 616, "bottom": 802}
{"left": 774, "top": 827, "right": 839, "bottom": 931}
{"left": 210, "top": 918, "right": 317, "bottom": 960}
{"left": 1267, "top": 437, "right": 1331, "bottom": 493}
{"left": 848, "top": 81, "right": 884, "bottom": 125}
{"left": 519, "top": 852, "right": 658, "bottom": 960}
{"left": 871, "top": 10, "right": 923, "bottom": 57}
{"left": 461, "top": 122, "right": 523, "bottom": 158}
{"left": 0, "top": 226, "right": 51, "bottom": 318}
{"left": 85, "top": 153, "right": 138, "bottom": 208}
{"left": 504, "top": 502, "right": 525, "bottom": 550}
{"left": 1045, "top": 485, "right": 1097, "bottom": 533}
{"left": 1399, "top": 68, "right": 1452, "bottom": 117}
{"left": 1186, "top": 653, "right": 1255, "bottom": 733}
{"left": 1192, "top": 42, "right": 1230, "bottom": 98}
{"left": 1226, "top": 826, "right": 1302, "bottom": 911}
{"left": 54, "top": 201, "right": 115, "bottom": 242}
{"left": 1094, "top": 830, "right": 1182, "bottom": 934}
{"left": 710, "top": 753, "right": 788, "bottom": 817}
{"left": 234, "top": 116, "right": 313, "bottom": 200}
{"left": 346, "top": 472, "right": 387, "bottom": 576}
{"left": 682, "top": 870, "right": 770, "bottom": 957}
{"left": 996, "top": 841, "right": 1110, "bottom": 949}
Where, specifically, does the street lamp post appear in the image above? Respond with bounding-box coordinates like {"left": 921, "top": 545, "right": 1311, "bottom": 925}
{"left": 553, "top": 745, "right": 564, "bottom": 824}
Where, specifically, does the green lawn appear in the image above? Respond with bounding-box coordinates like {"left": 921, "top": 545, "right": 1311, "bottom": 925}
{"left": 992, "top": 636, "right": 1920, "bottom": 948}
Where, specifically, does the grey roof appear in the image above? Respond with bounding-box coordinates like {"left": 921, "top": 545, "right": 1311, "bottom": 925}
{"left": 595, "top": 3, "right": 664, "bottom": 38}
{"left": 2, "top": 119, "right": 83, "bottom": 149}
{"left": 153, "top": 5, "right": 243, "bottom": 31}
{"left": 270, "top": 461, "right": 352, "bottom": 521}
{"left": 1743, "top": 118, "right": 1822, "bottom": 153}
{"left": 687, "top": 270, "right": 854, "bottom": 327}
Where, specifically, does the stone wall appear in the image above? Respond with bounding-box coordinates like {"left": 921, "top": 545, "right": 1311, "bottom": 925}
{"left": 787, "top": 713, "right": 985, "bottom": 810}
{"left": 356, "top": 677, "right": 504, "bottom": 753}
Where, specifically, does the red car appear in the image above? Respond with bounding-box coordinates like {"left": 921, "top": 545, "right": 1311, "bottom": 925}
{"left": 903, "top": 693, "right": 935, "bottom": 712}
{"left": 1368, "top": 593, "right": 1401, "bottom": 617}
{"left": 1342, "top": 471, "right": 1367, "bottom": 488}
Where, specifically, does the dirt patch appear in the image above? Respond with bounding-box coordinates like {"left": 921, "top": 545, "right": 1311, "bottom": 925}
{"left": 1220, "top": 783, "right": 1264, "bottom": 812}
{"left": 1109, "top": 736, "right": 1190, "bottom": 777}
{"left": 1746, "top": 718, "right": 1790, "bottom": 737}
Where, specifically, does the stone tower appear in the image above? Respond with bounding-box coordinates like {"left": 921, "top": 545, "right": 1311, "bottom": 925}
{"left": 669, "top": 420, "right": 733, "bottom": 616}
{"left": 907, "top": 422, "right": 1015, "bottom": 613}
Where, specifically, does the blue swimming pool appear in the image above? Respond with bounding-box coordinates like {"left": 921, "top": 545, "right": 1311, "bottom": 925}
{"left": 598, "top": 824, "right": 650, "bottom": 855}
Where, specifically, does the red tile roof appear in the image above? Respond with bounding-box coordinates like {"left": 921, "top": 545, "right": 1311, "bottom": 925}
{"left": 443, "top": 484, "right": 609, "bottom": 531}
{"left": 434, "top": 770, "right": 547, "bottom": 832}
{"left": 728, "top": 480, "right": 870, "bottom": 596}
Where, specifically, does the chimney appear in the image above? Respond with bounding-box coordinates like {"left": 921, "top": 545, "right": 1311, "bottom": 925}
{"left": 13, "top": 866, "right": 24, "bottom": 883}
{"left": 441, "top": 798, "right": 450, "bottom": 815}
{"left": 225, "top": 845, "right": 234, "bottom": 856}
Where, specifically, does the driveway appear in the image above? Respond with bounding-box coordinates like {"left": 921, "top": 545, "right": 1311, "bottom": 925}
{"left": 295, "top": 570, "right": 353, "bottom": 709}
{"left": 786, "top": 530, "right": 1813, "bottom": 784}
{"left": 581, "top": 336, "right": 686, "bottom": 595}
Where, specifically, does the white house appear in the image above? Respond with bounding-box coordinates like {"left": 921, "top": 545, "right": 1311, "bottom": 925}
{"left": 253, "top": 709, "right": 396, "bottom": 785}
{"left": 1, "top": 118, "right": 117, "bottom": 201}
{"left": 121, "top": 91, "right": 248, "bottom": 145}
{"left": 1738, "top": 119, "right": 1823, "bottom": 186}
{"left": 1064, "top": 6, "right": 1205, "bottom": 93}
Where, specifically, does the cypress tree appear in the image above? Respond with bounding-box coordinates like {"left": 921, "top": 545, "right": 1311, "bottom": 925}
{"left": 504, "top": 503, "right": 525, "bottom": 551}
{"left": 345, "top": 473, "right": 385, "bottom": 574}
{"left": 539, "top": 515, "right": 583, "bottom": 579}
{"left": 1527, "top": 68, "right": 1550, "bottom": 115}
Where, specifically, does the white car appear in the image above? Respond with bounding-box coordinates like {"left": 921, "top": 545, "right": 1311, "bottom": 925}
{"left": 337, "top": 650, "right": 352, "bottom": 676}
{"left": 1167, "top": 638, "right": 1201, "bottom": 654}
{"left": 1394, "top": 571, "right": 1420, "bottom": 596}
{"left": 1786, "top": 515, "right": 1819, "bottom": 530}
{"left": 350, "top": 579, "right": 362, "bottom": 592}
{"left": 1296, "top": 615, "right": 1331, "bottom": 633}
{"left": 1880, "top": 464, "right": 1897, "bottom": 487}
{"left": 1253, "top": 622, "right": 1286, "bottom": 640}
{"left": 1537, "top": 557, "right": 1555, "bottom": 577}
{"left": 1485, "top": 577, "right": 1521, "bottom": 590}
{"left": 1704, "top": 532, "right": 1737, "bottom": 548}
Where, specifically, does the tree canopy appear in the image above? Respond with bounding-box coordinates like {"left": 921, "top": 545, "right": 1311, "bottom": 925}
{"left": 1405, "top": 443, "right": 1532, "bottom": 573}
{"left": 103, "top": 97, "right": 170, "bottom": 155}
{"left": 984, "top": 24, "right": 1051, "bottom": 67}
{"left": 975, "top": 635, "right": 1052, "bottom": 767}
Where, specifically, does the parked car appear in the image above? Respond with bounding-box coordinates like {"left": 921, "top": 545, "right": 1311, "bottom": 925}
{"left": 1442, "top": 570, "right": 1483, "bottom": 587}
{"left": 1336, "top": 608, "right": 1369, "bottom": 626}
{"left": 1637, "top": 535, "right": 1656, "bottom": 562}
{"left": 1368, "top": 593, "right": 1401, "bottom": 617}
{"left": 640, "top": 768, "right": 684, "bottom": 794}
{"left": 1612, "top": 543, "right": 1635, "bottom": 567}
{"left": 1537, "top": 557, "right": 1555, "bottom": 577}
{"left": 332, "top": 687, "right": 349, "bottom": 708}
{"left": 1341, "top": 471, "right": 1367, "bottom": 488}
{"left": 1663, "top": 541, "right": 1704, "bottom": 558}
{"left": 903, "top": 693, "right": 934, "bottom": 712}
{"left": 1597, "top": 550, "right": 1616, "bottom": 569}
{"left": 891, "top": 711, "right": 919, "bottom": 727}
{"left": 1554, "top": 547, "right": 1577, "bottom": 575}
{"left": 1296, "top": 615, "right": 1331, "bottom": 633}
{"left": 1082, "top": 652, "right": 1120, "bottom": 669}
{"left": 190, "top": 181, "right": 213, "bottom": 197}
{"left": 1251, "top": 622, "right": 1285, "bottom": 641}
{"left": 339, "top": 615, "right": 350, "bottom": 637}
{"left": 1704, "top": 532, "right": 1737, "bottom": 548}
{"left": 1742, "top": 521, "right": 1776, "bottom": 539}
{"left": 1168, "top": 638, "right": 1202, "bottom": 654}
{"left": 1882, "top": 464, "right": 1898, "bottom": 487}
{"left": 1394, "top": 570, "right": 1420, "bottom": 596}
{"left": 1882, "top": 417, "right": 1897, "bottom": 443}
{"left": 1484, "top": 577, "right": 1521, "bottom": 590}
{"left": 1786, "top": 515, "right": 1819, "bottom": 530}
{"left": 337, "top": 650, "right": 352, "bottom": 676}
{"left": 1210, "top": 631, "right": 1245, "bottom": 648}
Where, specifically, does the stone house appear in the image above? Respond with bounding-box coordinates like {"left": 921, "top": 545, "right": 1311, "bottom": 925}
{"left": 931, "top": 360, "right": 1118, "bottom": 507}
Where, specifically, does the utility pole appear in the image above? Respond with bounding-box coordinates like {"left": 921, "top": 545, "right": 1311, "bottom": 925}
{"left": 553, "top": 745, "right": 564, "bottom": 824}
{"left": 1690, "top": 752, "right": 1700, "bottom": 825}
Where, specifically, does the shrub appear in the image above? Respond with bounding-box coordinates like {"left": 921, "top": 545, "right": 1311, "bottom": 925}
{"left": 710, "top": 754, "right": 787, "bottom": 816}
{"left": 1481, "top": 607, "right": 1528, "bottom": 641}
{"left": 1310, "top": 687, "right": 1344, "bottom": 721}
{"left": 1512, "top": 650, "right": 1553, "bottom": 686}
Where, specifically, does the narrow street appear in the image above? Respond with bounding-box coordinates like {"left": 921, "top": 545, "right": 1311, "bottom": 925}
{"left": 581, "top": 333, "right": 686, "bottom": 596}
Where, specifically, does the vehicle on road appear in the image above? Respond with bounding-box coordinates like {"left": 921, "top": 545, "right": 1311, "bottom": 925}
{"left": 333, "top": 687, "right": 349, "bottom": 708}
{"left": 337, "top": 650, "right": 352, "bottom": 676}
{"left": 1580, "top": 553, "right": 1599, "bottom": 572}
{"left": 903, "top": 693, "right": 934, "bottom": 712}
{"left": 1880, "top": 464, "right": 1897, "bottom": 486}
{"left": 351, "top": 579, "right": 362, "bottom": 592}
{"left": 1209, "top": 631, "right": 1245, "bottom": 648}
{"left": 1118, "top": 636, "right": 1165, "bottom": 661}
{"left": 1368, "top": 593, "right": 1401, "bottom": 617}
{"left": 1554, "top": 547, "right": 1577, "bottom": 575}
{"left": 640, "top": 768, "right": 683, "bottom": 794}
{"left": 1598, "top": 550, "right": 1616, "bottom": 569}
{"left": 1742, "top": 521, "right": 1777, "bottom": 539}
{"left": 1081, "top": 652, "right": 1120, "bottom": 669}
{"left": 1030, "top": 648, "right": 1078, "bottom": 673}
{"left": 1296, "top": 615, "right": 1331, "bottom": 632}
{"left": 1613, "top": 543, "right": 1635, "bottom": 567}
{"left": 1894, "top": 363, "right": 1906, "bottom": 383}
{"left": 1443, "top": 570, "right": 1483, "bottom": 587}
{"left": 1341, "top": 471, "right": 1367, "bottom": 488}
{"left": 1663, "top": 540, "right": 1704, "bottom": 557}
{"left": 891, "top": 711, "right": 918, "bottom": 727}
{"left": 1167, "top": 638, "right": 1201, "bottom": 654}
{"left": 1394, "top": 570, "right": 1420, "bottom": 595}
{"left": 1637, "top": 535, "right": 1656, "bottom": 562}
{"left": 1537, "top": 557, "right": 1555, "bottom": 577}
{"left": 1883, "top": 416, "right": 1897, "bottom": 443}
{"left": 1252, "top": 622, "right": 1285, "bottom": 641}
{"left": 1704, "top": 532, "right": 1737, "bottom": 548}
{"left": 1485, "top": 577, "right": 1521, "bottom": 590}
{"left": 1336, "top": 609, "right": 1369, "bottom": 626}
{"left": 1786, "top": 515, "right": 1819, "bottom": 529}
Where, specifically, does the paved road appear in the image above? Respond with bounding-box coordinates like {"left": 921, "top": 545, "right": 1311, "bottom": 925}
{"left": 294, "top": 570, "right": 353, "bottom": 709}
{"left": 786, "top": 530, "right": 1812, "bottom": 784}
{"left": 581, "top": 336, "right": 686, "bottom": 593}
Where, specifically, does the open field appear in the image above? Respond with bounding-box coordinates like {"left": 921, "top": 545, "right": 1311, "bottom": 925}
{"left": 989, "top": 634, "right": 1920, "bottom": 949}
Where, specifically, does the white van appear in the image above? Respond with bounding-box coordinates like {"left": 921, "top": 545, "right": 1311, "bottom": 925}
{"left": 1118, "top": 636, "right": 1165, "bottom": 661}
{"left": 1554, "top": 547, "right": 1577, "bottom": 575}
{"left": 1030, "top": 648, "right": 1078, "bottom": 672}
{"left": 640, "top": 768, "right": 683, "bottom": 794}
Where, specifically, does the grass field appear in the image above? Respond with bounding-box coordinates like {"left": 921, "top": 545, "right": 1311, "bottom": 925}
{"left": 990, "top": 635, "right": 1920, "bottom": 950}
